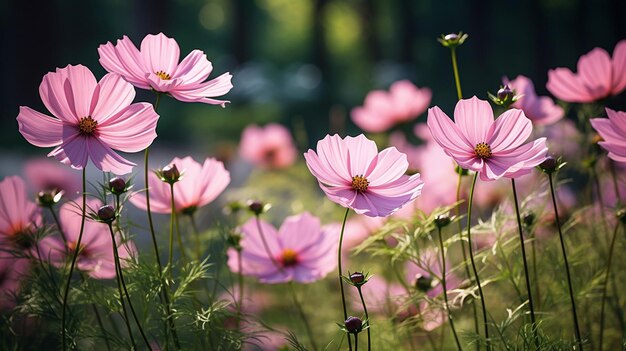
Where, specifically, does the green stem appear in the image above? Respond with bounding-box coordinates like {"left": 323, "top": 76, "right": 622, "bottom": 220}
{"left": 599, "top": 222, "right": 620, "bottom": 351}
{"left": 61, "top": 168, "right": 86, "bottom": 351}
{"left": 237, "top": 250, "right": 243, "bottom": 331}
{"left": 168, "top": 184, "right": 176, "bottom": 271}
{"left": 354, "top": 332, "right": 359, "bottom": 351}
{"left": 108, "top": 224, "right": 153, "bottom": 350}
{"left": 511, "top": 179, "right": 538, "bottom": 349}
{"left": 437, "top": 226, "right": 462, "bottom": 351}
{"left": 338, "top": 208, "right": 353, "bottom": 351}
{"left": 450, "top": 47, "right": 463, "bottom": 100}
{"left": 466, "top": 173, "right": 490, "bottom": 350}
{"left": 289, "top": 282, "right": 318, "bottom": 351}
{"left": 548, "top": 174, "right": 583, "bottom": 349}
{"left": 254, "top": 214, "right": 281, "bottom": 270}
{"left": 531, "top": 233, "right": 540, "bottom": 311}
{"left": 356, "top": 286, "right": 371, "bottom": 351}
{"left": 175, "top": 210, "right": 187, "bottom": 264}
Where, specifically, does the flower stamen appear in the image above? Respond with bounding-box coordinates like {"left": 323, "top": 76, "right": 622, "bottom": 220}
{"left": 156, "top": 70, "right": 172, "bottom": 80}
{"left": 78, "top": 116, "right": 98, "bottom": 135}
{"left": 474, "top": 142, "right": 492, "bottom": 159}
{"left": 351, "top": 175, "right": 369, "bottom": 192}
{"left": 280, "top": 249, "right": 298, "bottom": 267}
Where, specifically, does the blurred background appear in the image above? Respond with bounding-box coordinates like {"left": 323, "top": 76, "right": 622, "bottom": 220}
{"left": 1, "top": 0, "right": 625, "bottom": 169}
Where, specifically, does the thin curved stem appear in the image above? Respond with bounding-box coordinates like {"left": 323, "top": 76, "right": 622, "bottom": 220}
{"left": 356, "top": 287, "right": 371, "bottom": 351}
{"left": 108, "top": 224, "right": 153, "bottom": 350}
{"left": 254, "top": 214, "right": 281, "bottom": 269}
{"left": 354, "top": 333, "right": 359, "bottom": 351}
{"left": 61, "top": 168, "right": 86, "bottom": 351}
{"left": 437, "top": 226, "right": 462, "bottom": 351}
{"left": 511, "top": 179, "right": 538, "bottom": 348}
{"left": 168, "top": 184, "right": 177, "bottom": 270}
{"left": 548, "top": 174, "right": 583, "bottom": 350}
{"left": 338, "top": 208, "right": 353, "bottom": 351}
{"left": 599, "top": 222, "right": 620, "bottom": 350}
{"left": 289, "top": 282, "right": 318, "bottom": 351}
{"left": 450, "top": 47, "right": 463, "bottom": 100}
{"left": 237, "top": 250, "right": 243, "bottom": 330}
{"left": 466, "top": 173, "right": 490, "bottom": 350}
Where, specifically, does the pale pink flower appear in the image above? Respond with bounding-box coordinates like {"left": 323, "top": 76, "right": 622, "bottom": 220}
{"left": 505, "top": 75, "right": 564, "bottom": 125}
{"left": 0, "top": 255, "right": 30, "bottom": 310}
{"left": 227, "top": 212, "right": 338, "bottom": 284}
{"left": 130, "top": 156, "right": 230, "bottom": 214}
{"left": 547, "top": 40, "right": 626, "bottom": 103}
{"left": 23, "top": 158, "right": 81, "bottom": 195}
{"left": 405, "top": 250, "right": 462, "bottom": 299}
{"left": 98, "top": 33, "right": 233, "bottom": 106}
{"left": 304, "top": 134, "right": 424, "bottom": 217}
{"left": 239, "top": 124, "right": 297, "bottom": 169}
{"left": 0, "top": 176, "right": 42, "bottom": 249}
{"left": 427, "top": 97, "right": 548, "bottom": 181}
{"left": 38, "top": 199, "right": 136, "bottom": 279}
{"left": 351, "top": 80, "right": 432, "bottom": 133}
{"left": 17, "top": 64, "right": 159, "bottom": 175}
{"left": 590, "top": 108, "right": 626, "bottom": 163}
{"left": 342, "top": 215, "right": 386, "bottom": 250}
{"left": 539, "top": 119, "right": 582, "bottom": 160}
{"left": 353, "top": 275, "right": 406, "bottom": 314}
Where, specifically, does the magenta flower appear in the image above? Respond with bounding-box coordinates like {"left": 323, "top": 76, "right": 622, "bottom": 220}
{"left": 304, "top": 134, "right": 424, "bottom": 217}
{"left": 38, "top": 199, "right": 136, "bottom": 279}
{"left": 547, "top": 40, "right": 626, "bottom": 103}
{"left": 239, "top": 124, "right": 297, "bottom": 169}
{"left": 351, "top": 80, "right": 432, "bottom": 133}
{"left": 505, "top": 75, "right": 564, "bottom": 126}
{"left": 98, "top": 33, "right": 233, "bottom": 106}
{"left": 590, "top": 108, "right": 626, "bottom": 163}
{"left": 130, "top": 156, "right": 230, "bottom": 214}
{"left": 427, "top": 97, "right": 548, "bottom": 181}
{"left": 23, "top": 159, "right": 81, "bottom": 195}
{"left": 17, "top": 65, "right": 159, "bottom": 175}
{"left": 0, "top": 176, "right": 42, "bottom": 249}
{"left": 0, "top": 254, "right": 30, "bottom": 310}
{"left": 226, "top": 212, "right": 338, "bottom": 284}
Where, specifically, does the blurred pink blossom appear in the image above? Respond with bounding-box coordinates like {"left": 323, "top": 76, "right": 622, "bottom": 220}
{"left": 342, "top": 215, "right": 386, "bottom": 250}
{"left": 427, "top": 97, "right": 548, "bottom": 181}
{"left": 38, "top": 199, "right": 136, "bottom": 279}
{"left": 130, "top": 156, "right": 230, "bottom": 214}
{"left": 405, "top": 249, "right": 462, "bottom": 299}
{"left": 0, "top": 176, "right": 42, "bottom": 249}
{"left": 351, "top": 80, "right": 431, "bottom": 133}
{"left": 304, "top": 134, "right": 424, "bottom": 217}
{"left": 538, "top": 119, "right": 582, "bottom": 161}
{"left": 99, "top": 33, "right": 233, "bottom": 106}
{"left": 227, "top": 212, "right": 338, "bottom": 284}
{"left": 591, "top": 108, "right": 626, "bottom": 164}
{"left": 23, "top": 159, "right": 81, "bottom": 195}
{"left": 0, "top": 254, "right": 29, "bottom": 310}
{"left": 17, "top": 64, "right": 159, "bottom": 175}
{"left": 547, "top": 40, "right": 626, "bottom": 103}
{"left": 239, "top": 124, "right": 297, "bottom": 169}
{"left": 505, "top": 75, "right": 564, "bottom": 126}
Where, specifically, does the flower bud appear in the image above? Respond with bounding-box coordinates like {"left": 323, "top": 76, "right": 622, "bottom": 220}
{"left": 37, "top": 190, "right": 62, "bottom": 207}
{"left": 350, "top": 272, "right": 365, "bottom": 285}
{"left": 497, "top": 85, "right": 514, "bottom": 101}
{"left": 227, "top": 230, "right": 243, "bottom": 250}
{"left": 616, "top": 208, "right": 626, "bottom": 224}
{"left": 415, "top": 274, "right": 433, "bottom": 292}
{"left": 438, "top": 32, "right": 469, "bottom": 48}
{"left": 539, "top": 156, "right": 557, "bottom": 174}
{"left": 109, "top": 177, "right": 127, "bottom": 195}
{"left": 434, "top": 214, "right": 451, "bottom": 228}
{"left": 344, "top": 316, "right": 363, "bottom": 334}
{"left": 247, "top": 200, "right": 269, "bottom": 216}
{"left": 444, "top": 33, "right": 458, "bottom": 41}
{"left": 522, "top": 211, "right": 535, "bottom": 227}
{"left": 97, "top": 205, "right": 116, "bottom": 223}
{"left": 159, "top": 164, "right": 181, "bottom": 184}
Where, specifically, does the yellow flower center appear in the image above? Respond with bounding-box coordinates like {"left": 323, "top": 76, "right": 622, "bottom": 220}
{"left": 156, "top": 70, "right": 172, "bottom": 80}
{"left": 280, "top": 249, "right": 299, "bottom": 267}
{"left": 67, "top": 241, "right": 87, "bottom": 256}
{"left": 474, "top": 142, "right": 492, "bottom": 159}
{"left": 351, "top": 175, "right": 369, "bottom": 192}
{"left": 78, "top": 116, "right": 98, "bottom": 135}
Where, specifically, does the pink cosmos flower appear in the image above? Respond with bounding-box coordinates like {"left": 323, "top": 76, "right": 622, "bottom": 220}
{"left": 590, "top": 108, "right": 626, "bottom": 163}
{"left": 351, "top": 80, "right": 432, "bottom": 133}
{"left": 98, "top": 33, "right": 233, "bottom": 106}
{"left": 227, "top": 212, "right": 338, "bottom": 284}
{"left": 23, "top": 158, "right": 81, "bottom": 195}
{"left": 342, "top": 215, "right": 386, "bottom": 250}
{"left": 38, "top": 199, "right": 136, "bottom": 279}
{"left": 130, "top": 156, "right": 230, "bottom": 214}
{"left": 0, "top": 176, "right": 42, "bottom": 249}
{"left": 505, "top": 75, "right": 564, "bottom": 126}
{"left": 17, "top": 64, "right": 159, "bottom": 175}
{"left": 239, "top": 124, "right": 297, "bottom": 169}
{"left": 0, "top": 254, "right": 30, "bottom": 310}
{"left": 304, "top": 134, "right": 424, "bottom": 217}
{"left": 427, "top": 97, "right": 548, "bottom": 181}
{"left": 547, "top": 40, "right": 626, "bottom": 103}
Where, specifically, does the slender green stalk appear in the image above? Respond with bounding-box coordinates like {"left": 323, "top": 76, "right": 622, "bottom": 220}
{"left": 450, "top": 48, "right": 463, "bottom": 100}
{"left": 237, "top": 250, "right": 243, "bottom": 330}
{"left": 599, "top": 222, "right": 620, "bottom": 350}
{"left": 356, "top": 286, "right": 371, "bottom": 351}
{"left": 437, "top": 226, "right": 463, "bottom": 351}
{"left": 48, "top": 207, "right": 68, "bottom": 245}
{"left": 531, "top": 233, "right": 540, "bottom": 311}
{"left": 466, "top": 173, "right": 490, "bottom": 350}
{"left": 354, "top": 333, "right": 359, "bottom": 351}
{"left": 338, "top": 208, "right": 353, "bottom": 351}
{"left": 108, "top": 224, "right": 153, "bottom": 350}
{"left": 61, "top": 168, "right": 87, "bottom": 351}
{"left": 168, "top": 184, "right": 177, "bottom": 270}
{"left": 174, "top": 210, "right": 188, "bottom": 263}
{"left": 510, "top": 179, "right": 538, "bottom": 348}
{"left": 548, "top": 174, "right": 583, "bottom": 349}
{"left": 254, "top": 214, "right": 281, "bottom": 269}
{"left": 289, "top": 282, "right": 318, "bottom": 351}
